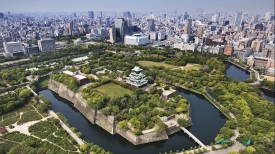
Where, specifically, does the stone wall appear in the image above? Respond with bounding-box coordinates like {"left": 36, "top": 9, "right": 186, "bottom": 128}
{"left": 166, "top": 125, "right": 181, "bottom": 135}
{"left": 47, "top": 80, "right": 179, "bottom": 145}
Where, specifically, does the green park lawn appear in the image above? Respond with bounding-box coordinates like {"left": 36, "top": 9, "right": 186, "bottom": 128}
{"left": 95, "top": 83, "right": 133, "bottom": 97}
{"left": 137, "top": 61, "right": 178, "bottom": 69}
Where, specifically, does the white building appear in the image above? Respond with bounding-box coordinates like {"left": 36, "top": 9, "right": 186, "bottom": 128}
{"left": 157, "top": 31, "right": 165, "bottom": 40}
{"left": 38, "top": 38, "right": 56, "bottom": 52}
{"left": 3, "top": 42, "right": 26, "bottom": 57}
{"left": 150, "top": 32, "right": 157, "bottom": 40}
{"left": 124, "top": 34, "right": 149, "bottom": 46}
{"left": 173, "top": 42, "right": 198, "bottom": 51}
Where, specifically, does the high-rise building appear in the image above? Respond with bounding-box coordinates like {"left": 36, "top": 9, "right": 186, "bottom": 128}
{"left": 38, "top": 38, "right": 56, "bottom": 52}
{"left": 147, "top": 19, "right": 155, "bottom": 31}
{"left": 115, "top": 18, "right": 128, "bottom": 42}
{"left": 234, "top": 12, "right": 243, "bottom": 27}
{"left": 97, "top": 18, "right": 101, "bottom": 26}
{"left": 183, "top": 12, "right": 189, "bottom": 20}
{"left": 88, "top": 11, "right": 94, "bottom": 18}
{"left": 184, "top": 19, "right": 192, "bottom": 34}
{"left": 100, "top": 12, "right": 103, "bottom": 18}
{"left": 8, "top": 12, "right": 10, "bottom": 16}
{"left": 251, "top": 39, "right": 263, "bottom": 52}
{"left": 132, "top": 13, "right": 135, "bottom": 20}
{"left": 0, "top": 13, "right": 3, "bottom": 19}
{"left": 123, "top": 11, "right": 131, "bottom": 18}
{"left": 197, "top": 25, "right": 203, "bottom": 37}
{"left": 265, "top": 12, "right": 271, "bottom": 21}
{"left": 219, "top": 17, "right": 225, "bottom": 25}
{"left": 162, "top": 14, "right": 166, "bottom": 19}
{"left": 73, "top": 13, "right": 76, "bottom": 17}
{"left": 175, "top": 10, "right": 177, "bottom": 16}
{"left": 25, "top": 17, "right": 30, "bottom": 25}
{"left": 109, "top": 27, "right": 116, "bottom": 43}
{"left": 105, "top": 18, "right": 110, "bottom": 26}
{"left": 67, "top": 21, "right": 73, "bottom": 35}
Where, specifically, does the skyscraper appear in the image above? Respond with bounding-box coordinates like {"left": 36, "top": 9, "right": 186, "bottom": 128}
{"left": 184, "top": 19, "right": 192, "bottom": 34}
{"left": 265, "top": 12, "right": 271, "bottom": 21}
{"left": 115, "top": 18, "right": 128, "bottom": 42}
{"left": 109, "top": 27, "right": 116, "bottom": 43}
{"left": 132, "top": 13, "right": 135, "bottom": 20}
{"left": 234, "top": 12, "right": 243, "bottom": 27}
{"left": 123, "top": 11, "right": 131, "bottom": 18}
{"left": 68, "top": 21, "right": 73, "bottom": 35}
{"left": 162, "top": 14, "right": 166, "bottom": 19}
{"left": 97, "top": 18, "right": 101, "bottom": 26}
{"left": 183, "top": 12, "right": 189, "bottom": 20}
{"left": 197, "top": 25, "right": 203, "bottom": 37}
{"left": 100, "top": 12, "right": 103, "bottom": 18}
{"left": 73, "top": 13, "right": 76, "bottom": 17}
{"left": 0, "top": 13, "right": 3, "bottom": 19}
{"left": 88, "top": 11, "right": 94, "bottom": 18}
{"left": 147, "top": 19, "right": 155, "bottom": 31}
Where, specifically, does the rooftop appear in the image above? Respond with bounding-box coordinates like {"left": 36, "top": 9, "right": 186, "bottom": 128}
{"left": 132, "top": 66, "right": 143, "bottom": 72}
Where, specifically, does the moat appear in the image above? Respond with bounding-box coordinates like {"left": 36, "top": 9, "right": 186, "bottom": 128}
{"left": 39, "top": 88, "right": 227, "bottom": 154}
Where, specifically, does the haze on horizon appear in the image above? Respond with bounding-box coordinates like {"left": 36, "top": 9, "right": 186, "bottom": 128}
{"left": 0, "top": 0, "right": 274, "bottom": 13}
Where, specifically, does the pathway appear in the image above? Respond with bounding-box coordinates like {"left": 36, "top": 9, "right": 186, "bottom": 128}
{"left": 26, "top": 85, "right": 84, "bottom": 145}
{"left": 180, "top": 127, "right": 206, "bottom": 148}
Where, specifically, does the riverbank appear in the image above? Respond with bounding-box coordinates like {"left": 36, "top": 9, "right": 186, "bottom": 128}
{"left": 47, "top": 79, "right": 186, "bottom": 145}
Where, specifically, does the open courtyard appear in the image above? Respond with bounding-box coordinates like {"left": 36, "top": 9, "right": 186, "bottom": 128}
{"left": 95, "top": 83, "right": 133, "bottom": 97}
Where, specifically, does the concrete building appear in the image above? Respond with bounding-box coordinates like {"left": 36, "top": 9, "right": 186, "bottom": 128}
{"left": 197, "top": 25, "right": 203, "bottom": 37}
{"left": 157, "top": 31, "right": 165, "bottom": 40}
{"left": 109, "top": 27, "right": 116, "bottom": 43}
{"left": 173, "top": 42, "right": 198, "bottom": 51}
{"left": 25, "top": 44, "right": 39, "bottom": 55}
{"left": 251, "top": 39, "right": 263, "bottom": 52}
{"left": 234, "top": 12, "right": 243, "bottom": 27}
{"left": 124, "top": 34, "right": 149, "bottom": 46}
{"left": 3, "top": 41, "right": 26, "bottom": 57}
{"left": 149, "top": 32, "right": 157, "bottom": 40}
{"left": 147, "top": 19, "right": 155, "bottom": 31}
{"left": 88, "top": 11, "right": 94, "bottom": 18}
{"left": 115, "top": 18, "right": 128, "bottom": 42}
{"left": 67, "top": 21, "right": 73, "bottom": 36}
{"left": 38, "top": 38, "right": 56, "bottom": 52}
{"left": 184, "top": 19, "right": 192, "bottom": 34}
{"left": 223, "top": 45, "right": 234, "bottom": 56}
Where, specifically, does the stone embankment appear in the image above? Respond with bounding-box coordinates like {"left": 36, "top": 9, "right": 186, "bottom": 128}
{"left": 48, "top": 79, "right": 180, "bottom": 145}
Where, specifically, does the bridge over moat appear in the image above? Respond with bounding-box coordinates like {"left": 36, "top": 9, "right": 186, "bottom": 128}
{"left": 180, "top": 127, "right": 206, "bottom": 148}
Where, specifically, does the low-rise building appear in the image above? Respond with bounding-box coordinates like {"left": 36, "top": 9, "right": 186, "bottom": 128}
{"left": 124, "top": 34, "right": 149, "bottom": 46}
{"left": 3, "top": 41, "right": 25, "bottom": 57}
{"left": 38, "top": 38, "right": 56, "bottom": 52}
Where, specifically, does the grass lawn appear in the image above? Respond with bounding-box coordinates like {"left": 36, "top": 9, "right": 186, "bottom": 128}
{"left": 39, "top": 78, "right": 50, "bottom": 88}
{"left": 95, "top": 83, "right": 133, "bottom": 97}
{"left": 182, "top": 63, "right": 202, "bottom": 71}
{"left": 137, "top": 61, "right": 178, "bottom": 69}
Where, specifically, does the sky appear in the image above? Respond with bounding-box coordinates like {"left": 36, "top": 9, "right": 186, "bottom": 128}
{"left": 0, "top": 0, "right": 274, "bottom": 13}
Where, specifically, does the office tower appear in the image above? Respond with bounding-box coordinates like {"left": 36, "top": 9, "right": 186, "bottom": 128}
{"left": 123, "top": 11, "right": 131, "bottom": 18}
{"left": 270, "top": 15, "right": 274, "bottom": 21}
{"left": 109, "top": 27, "right": 116, "bottom": 43}
{"left": 25, "top": 44, "right": 39, "bottom": 55}
{"left": 38, "top": 38, "right": 56, "bottom": 52}
{"left": 175, "top": 10, "right": 177, "bottom": 16}
{"left": 0, "top": 13, "right": 4, "bottom": 26}
{"left": 184, "top": 19, "right": 192, "bottom": 34}
{"left": 197, "top": 25, "right": 203, "bottom": 37}
{"left": 68, "top": 21, "right": 73, "bottom": 35}
{"left": 265, "top": 12, "right": 271, "bottom": 21}
{"left": 25, "top": 17, "right": 30, "bottom": 25}
{"left": 183, "top": 12, "right": 189, "bottom": 20}
{"left": 147, "top": 19, "right": 155, "bottom": 31}
{"left": 251, "top": 39, "right": 263, "bottom": 52}
{"left": 97, "top": 18, "right": 101, "bottom": 26}
{"left": 73, "top": 13, "right": 76, "bottom": 17}
{"left": 115, "top": 18, "right": 128, "bottom": 42}
{"left": 197, "top": 8, "right": 199, "bottom": 13}
{"left": 163, "top": 13, "right": 166, "bottom": 19}
{"left": 88, "top": 11, "right": 94, "bottom": 18}
{"left": 8, "top": 11, "right": 10, "bottom": 16}
{"left": 100, "top": 12, "right": 103, "bottom": 18}
{"left": 0, "top": 13, "right": 3, "bottom": 19}
{"left": 219, "top": 17, "right": 225, "bottom": 25}
{"left": 132, "top": 13, "right": 135, "bottom": 20}
{"left": 234, "top": 11, "right": 243, "bottom": 27}
{"left": 105, "top": 18, "right": 110, "bottom": 26}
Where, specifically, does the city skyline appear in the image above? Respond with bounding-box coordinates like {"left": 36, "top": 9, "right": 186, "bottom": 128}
{"left": 0, "top": 0, "right": 274, "bottom": 13}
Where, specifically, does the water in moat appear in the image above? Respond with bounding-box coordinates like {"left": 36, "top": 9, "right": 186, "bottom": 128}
{"left": 39, "top": 88, "right": 227, "bottom": 154}
{"left": 224, "top": 62, "right": 274, "bottom": 104}
{"left": 224, "top": 62, "right": 250, "bottom": 81}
